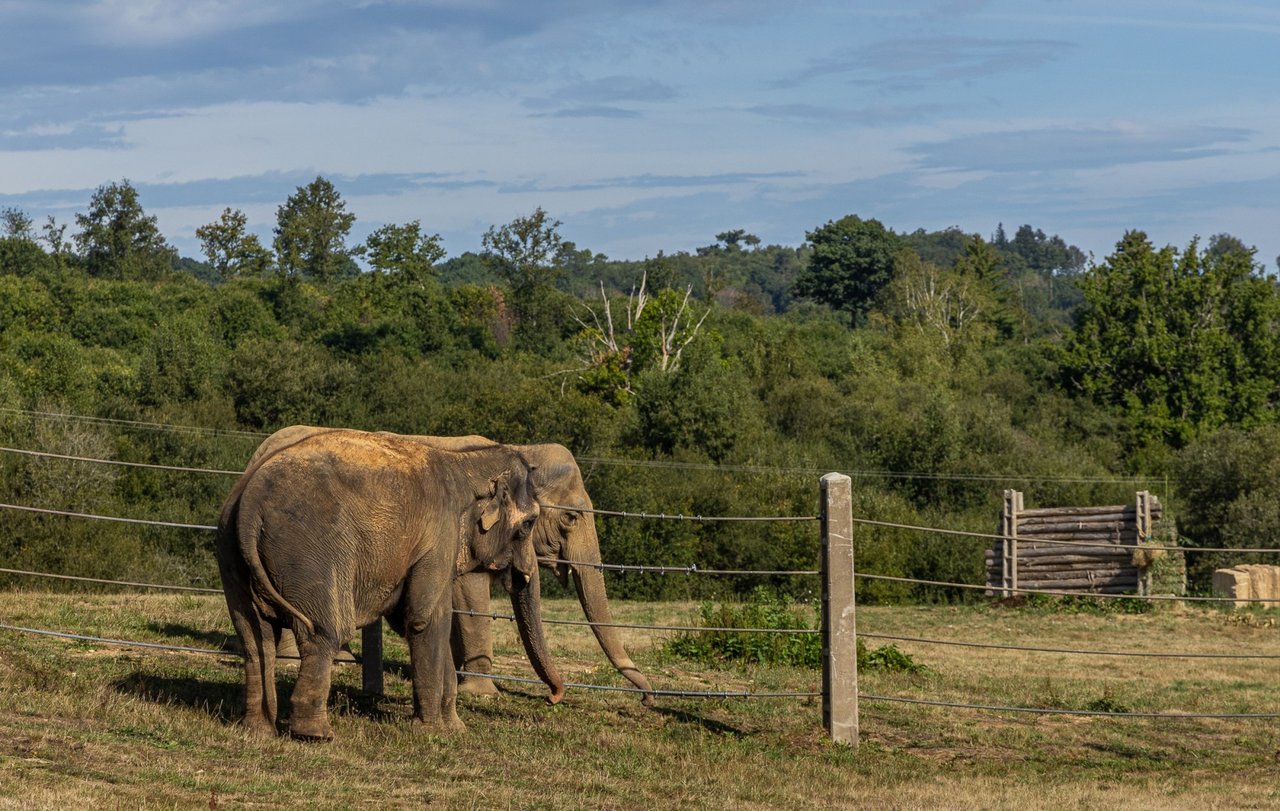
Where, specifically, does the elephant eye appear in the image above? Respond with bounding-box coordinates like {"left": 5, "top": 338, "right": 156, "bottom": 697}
{"left": 522, "top": 515, "right": 537, "bottom": 532}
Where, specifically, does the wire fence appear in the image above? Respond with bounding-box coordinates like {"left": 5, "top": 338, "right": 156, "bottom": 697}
{"left": 4, "top": 416, "right": 1280, "bottom": 729}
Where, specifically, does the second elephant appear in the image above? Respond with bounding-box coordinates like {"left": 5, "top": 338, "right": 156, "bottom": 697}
{"left": 251, "top": 427, "right": 655, "bottom": 705}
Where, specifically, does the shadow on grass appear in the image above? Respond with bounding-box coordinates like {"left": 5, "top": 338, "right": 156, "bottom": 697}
{"left": 111, "top": 670, "right": 395, "bottom": 729}
{"left": 651, "top": 705, "right": 746, "bottom": 737}
{"left": 145, "top": 622, "right": 239, "bottom": 653}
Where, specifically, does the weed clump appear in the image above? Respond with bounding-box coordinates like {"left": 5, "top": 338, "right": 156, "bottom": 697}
{"left": 664, "top": 588, "right": 932, "bottom": 674}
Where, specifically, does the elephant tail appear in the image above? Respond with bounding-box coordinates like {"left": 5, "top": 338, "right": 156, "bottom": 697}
{"left": 238, "top": 506, "right": 316, "bottom": 637}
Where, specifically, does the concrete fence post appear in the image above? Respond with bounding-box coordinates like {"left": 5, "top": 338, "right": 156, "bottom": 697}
{"left": 821, "top": 472, "right": 858, "bottom": 747}
{"left": 362, "top": 620, "right": 384, "bottom": 697}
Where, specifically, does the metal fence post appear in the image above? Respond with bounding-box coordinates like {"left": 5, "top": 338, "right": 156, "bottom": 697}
{"left": 362, "top": 620, "right": 384, "bottom": 697}
{"left": 821, "top": 472, "right": 858, "bottom": 747}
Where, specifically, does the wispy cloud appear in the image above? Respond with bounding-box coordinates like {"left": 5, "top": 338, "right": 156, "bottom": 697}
{"left": 0, "top": 123, "right": 129, "bottom": 151}
{"left": 505, "top": 171, "right": 805, "bottom": 194}
{"left": 553, "top": 75, "right": 678, "bottom": 105}
{"left": 537, "top": 106, "right": 643, "bottom": 119}
{"left": 747, "top": 102, "right": 954, "bottom": 126}
{"left": 907, "top": 125, "right": 1255, "bottom": 172}
{"left": 774, "top": 36, "right": 1074, "bottom": 89}
{"left": 0, "top": 170, "right": 497, "bottom": 212}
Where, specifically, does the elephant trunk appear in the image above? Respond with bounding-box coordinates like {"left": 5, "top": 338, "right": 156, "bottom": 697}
{"left": 571, "top": 558, "right": 655, "bottom": 706}
{"left": 508, "top": 567, "right": 565, "bottom": 705}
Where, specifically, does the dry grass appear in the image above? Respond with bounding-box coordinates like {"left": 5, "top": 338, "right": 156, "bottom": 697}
{"left": 2, "top": 591, "right": 1280, "bottom": 809}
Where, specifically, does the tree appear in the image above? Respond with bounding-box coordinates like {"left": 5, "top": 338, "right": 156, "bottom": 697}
{"left": 1, "top": 207, "right": 35, "bottom": 241}
{"left": 196, "top": 208, "right": 273, "bottom": 280}
{"left": 715, "top": 229, "right": 760, "bottom": 250}
{"left": 73, "top": 180, "right": 177, "bottom": 280}
{"left": 793, "top": 215, "right": 900, "bottom": 325}
{"left": 481, "top": 207, "right": 570, "bottom": 348}
{"left": 273, "top": 176, "right": 356, "bottom": 283}
{"left": 1064, "top": 231, "right": 1280, "bottom": 452}
{"left": 878, "top": 251, "right": 996, "bottom": 353}
{"left": 1177, "top": 426, "right": 1280, "bottom": 587}
{"left": 40, "top": 216, "right": 70, "bottom": 269}
{"left": 573, "top": 271, "right": 710, "bottom": 403}
{"left": 357, "top": 221, "right": 445, "bottom": 280}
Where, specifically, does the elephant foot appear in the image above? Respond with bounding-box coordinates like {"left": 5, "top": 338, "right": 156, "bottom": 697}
{"left": 457, "top": 677, "right": 501, "bottom": 699}
{"left": 411, "top": 715, "right": 466, "bottom": 735}
{"left": 289, "top": 714, "right": 334, "bottom": 742}
{"left": 241, "top": 715, "right": 278, "bottom": 736}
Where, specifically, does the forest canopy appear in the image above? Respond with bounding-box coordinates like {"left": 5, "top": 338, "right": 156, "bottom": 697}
{"left": 1, "top": 177, "right": 1277, "bottom": 601}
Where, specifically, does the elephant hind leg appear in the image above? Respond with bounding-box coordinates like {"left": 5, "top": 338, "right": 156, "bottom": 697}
{"left": 288, "top": 631, "right": 338, "bottom": 741}
{"left": 230, "top": 609, "right": 279, "bottom": 735}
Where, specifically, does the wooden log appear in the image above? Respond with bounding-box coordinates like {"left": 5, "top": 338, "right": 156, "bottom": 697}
{"left": 1013, "top": 535, "right": 1138, "bottom": 546}
{"left": 1006, "top": 559, "right": 1136, "bottom": 570}
{"left": 1016, "top": 520, "right": 1134, "bottom": 534}
{"left": 986, "top": 544, "right": 1134, "bottom": 556}
{"left": 986, "top": 584, "right": 1143, "bottom": 597}
{"left": 1018, "top": 513, "right": 1135, "bottom": 527}
{"left": 1017, "top": 505, "right": 1131, "bottom": 519}
{"left": 987, "top": 567, "right": 1139, "bottom": 581}
{"left": 986, "top": 554, "right": 1137, "bottom": 566}
{"left": 1018, "top": 570, "right": 1141, "bottom": 583}
{"left": 1006, "top": 558, "right": 1136, "bottom": 570}
{"left": 1014, "top": 567, "right": 1138, "bottom": 580}
{"left": 1024, "top": 584, "right": 1142, "bottom": 595}
{"left": 1017, "top": 506, "right": 1160, "bottom": 523}
{"left": 986, "top": 547, "right": 1133, "bottom": 559}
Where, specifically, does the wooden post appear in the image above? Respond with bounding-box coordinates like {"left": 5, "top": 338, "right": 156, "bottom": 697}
{"left": 362, "top": 620, "right": 384, "bottom": 697}
{"left": 821, "top": 472, "right": 858, "bottom": 747}
{"left": 1137, "top": 490, "right": 1152, "bottom": 596}
{"left": 1012, "top": 491, "right": 1023, "bottom": 596}
{"left": 1000, "top": 490, "right": 1014, "bottom": 598}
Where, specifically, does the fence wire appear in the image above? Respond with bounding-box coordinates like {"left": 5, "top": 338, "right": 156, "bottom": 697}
{"left": 0, "top": 445, "right": 243, "bottom": 475}
{"left": 860, "top": 693, "right": 1280, "bottom": 719}
{"left": 0, "top": 622, "right": 815, "bottom": 699}
{"left": 860, "top": 631, "right": 1280, "bottom": 660}
{"left": 455, "top": 608, "right": 818, "bottom": 635}
{"left": 0, "top": 567, "right": 221, "bottom": 594}
{"left": 539, "top": 557, "right": 819, "bottom": 576}
{"left": 537, "top": 502, "right": 817, "bottom": 522}
{"left": 850, "top": 515, "right": 1280, "bottom": 555}
{"left": 454, "top": 669, "right": 820, "bottom": 698}
{"left": 0, "top": 407, "right": 267, "bottom": 439}
{"left": 0, "top": 502, "right": 217, "bottom": 531}
{"left": 856, "top": 571, "right": 1280, "bottom": 604}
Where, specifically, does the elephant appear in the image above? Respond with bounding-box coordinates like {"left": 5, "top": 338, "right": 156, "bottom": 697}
{"left": 248, "top": 427, "right": 655, "bottom": 705}
{"left": 217, "top": 427, "right": 564, "bottom": 740}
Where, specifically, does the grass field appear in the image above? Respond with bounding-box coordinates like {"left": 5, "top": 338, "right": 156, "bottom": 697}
{"left": 2, "top": 590, "right": 1280, "bottom": 809}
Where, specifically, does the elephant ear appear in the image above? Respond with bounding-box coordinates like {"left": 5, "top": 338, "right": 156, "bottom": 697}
{"left": 478, "top": 471, "right": 509, "bottom": 532}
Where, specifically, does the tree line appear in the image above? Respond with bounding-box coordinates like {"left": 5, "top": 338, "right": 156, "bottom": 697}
{"left": 1, "top": 177, "right": 1277, "bottom": 600}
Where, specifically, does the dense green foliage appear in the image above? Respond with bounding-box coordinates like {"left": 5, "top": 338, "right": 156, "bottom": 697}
{"left": 664, "top": 587, "right": 822, "bottom": 667}
{"left": 1176, "top": 425, "right": 1280, "bottom": 585}
{"left": 1, "top": 177, "right": 1278, "bottom": 599}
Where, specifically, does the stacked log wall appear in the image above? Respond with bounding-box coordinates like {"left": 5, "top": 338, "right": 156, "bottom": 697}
{"left": 986, "top": 491, "right": 1161, "bottom": 596}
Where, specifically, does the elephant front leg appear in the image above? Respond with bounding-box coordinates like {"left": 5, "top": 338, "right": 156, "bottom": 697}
{"left": 408, "top": 602, "right": 466, "bottom": 733}
{"left": 452, "top": 571, "right": 500, "bottom": 698}
{"left": 289, "top": 630, "right": 338, "bottom": 741}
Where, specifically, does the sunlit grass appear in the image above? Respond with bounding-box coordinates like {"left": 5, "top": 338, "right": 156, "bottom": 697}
{"left": 2, "top": 591, "right": 1280, "bottom": 809}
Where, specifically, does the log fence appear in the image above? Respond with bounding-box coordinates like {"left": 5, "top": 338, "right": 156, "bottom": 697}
{"left": 987, "top": 489, "right": 1162, "bottom": 597}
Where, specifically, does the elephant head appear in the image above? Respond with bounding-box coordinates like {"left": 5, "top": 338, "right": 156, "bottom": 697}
{"left": 518, "top": 444, "right": 654, "bottom": 706}
{"left": 461, "top": 453, "right": 565, "bottom": 705}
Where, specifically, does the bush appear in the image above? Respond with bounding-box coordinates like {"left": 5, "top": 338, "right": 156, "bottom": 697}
{"left": 664, "top": 588, "right": 821, "bottom": 667}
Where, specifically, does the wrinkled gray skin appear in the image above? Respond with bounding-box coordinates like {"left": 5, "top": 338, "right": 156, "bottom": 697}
{"left": 218, "top": 428, "right": 564, "bottom": 740}
{"left": 254, "top": 427, "right": 655, "bottom": 706}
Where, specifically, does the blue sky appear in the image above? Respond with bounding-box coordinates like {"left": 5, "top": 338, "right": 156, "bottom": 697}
{"left": 2, "top": 0, "right": 1278, "bottom": 268}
